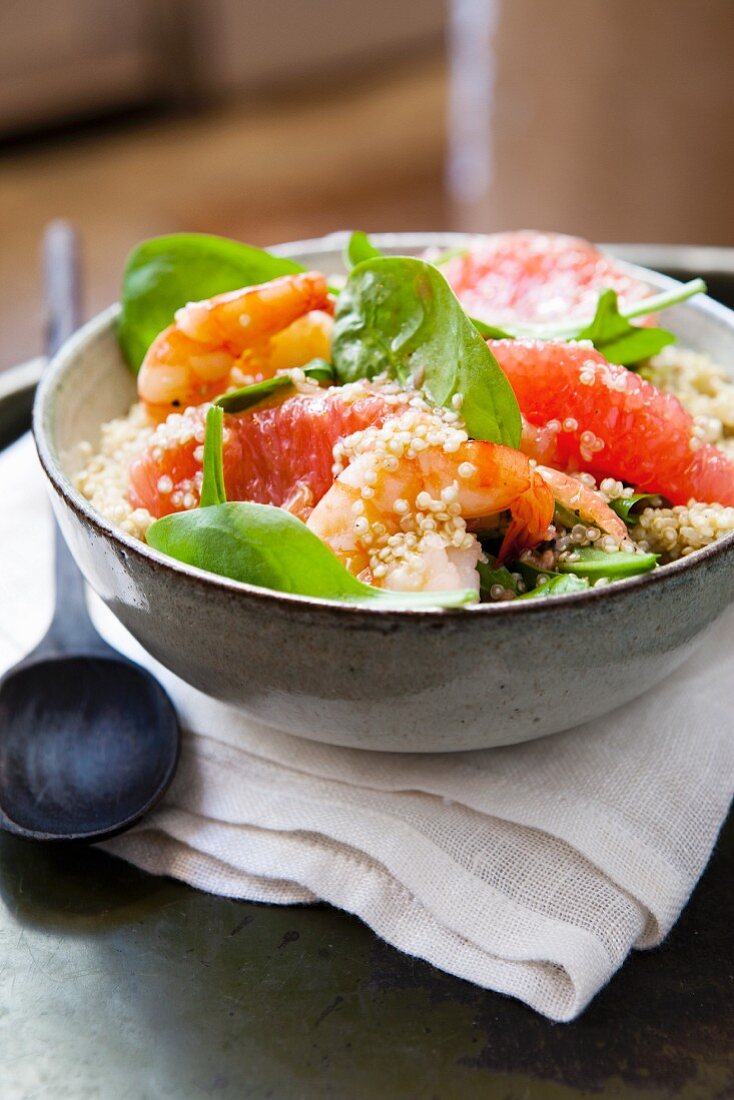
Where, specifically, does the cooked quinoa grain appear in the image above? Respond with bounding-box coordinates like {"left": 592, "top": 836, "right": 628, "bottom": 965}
{"left": 75, "top": 402, "right": 154, "bottom": 539}
{"left": 643, "top": 347, "right": 734, "bottom": 458}
{"left": 630, "top": 500, "right": 734, "bottom": 560}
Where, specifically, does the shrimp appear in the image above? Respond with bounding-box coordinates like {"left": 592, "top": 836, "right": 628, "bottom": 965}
{"left": 306, "top": 408, "right": 554, "bottom": 592}
{"left": 536, "top": 465, "right": 629, "bottom": 543}
{"left": 137, "top": 272, "right": 333, "bottom": 416}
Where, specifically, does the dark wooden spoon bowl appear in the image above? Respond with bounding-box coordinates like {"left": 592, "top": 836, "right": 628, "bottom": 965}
{"left": 0, "top": 221, "right": 180, "bottom": 842}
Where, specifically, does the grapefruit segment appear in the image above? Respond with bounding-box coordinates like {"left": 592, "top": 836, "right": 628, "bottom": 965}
{"left": 443, "top": 231, "right": 651, "bottom": 327}
{"left": 129, "top": 388, "right": 398, "bottom": 519}
{"left": 490, "top": 339, "right": 734, "bottom": 506}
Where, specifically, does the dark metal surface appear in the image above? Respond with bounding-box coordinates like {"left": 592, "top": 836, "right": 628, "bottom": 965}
{"left": 1, "top": 249, "right": 733, "bottom": 1097}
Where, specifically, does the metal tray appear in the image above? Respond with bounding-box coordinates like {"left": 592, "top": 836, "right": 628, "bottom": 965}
{"left": 1, "top": 248, "right": 733, "bottom": 1099}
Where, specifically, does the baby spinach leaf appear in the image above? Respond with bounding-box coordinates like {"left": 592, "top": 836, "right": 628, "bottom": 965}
{"left": 332, "top": 256, "right": 522, "bottom": 447}
{"left": 297, "top": 358, "right": 335, "bottom": 382}
{"left": 517, "top": 573, "right": 590, "bottom": 599}
{"left": 431, "top": 246, "right": 470, "bottom": 266}
{"left": 199, "top": 405, "right": 227, "bottom": 508}
{"left": 609, "top": 492, "right": 666, "bottom": 526}
{"left": 477, "top": 559, "right": 520, "bottom": 599}
{"left": 345, "top": 231, "right": 384, "bottom": 269}
{"left": 214, "top": 360, "right": 336, "bottom": 413}
{"left": 467, "top": 316, "right": 514, "bottom": 340}
{"left": 556, "top": 546, "right": 658, "bottom": 579}
{"left": 344, "top": 232, "right": 510, "bottom": 339}
{"left": 515, "top": 558, "right": 559, "bottom": 590}
{"left": 504, "top": 279, "right": 706, "bottom": 362}
{"left": 146, "top": 406, "right": 476, "bottom": 608}
{"left": 552, "top": 502, "right": 584, "bottom": 531}
{"left": 118, "top": 234, "right": 305, "bottom": 373}
{"left": 573, "top": 290, "right": 675, "bottom": 366}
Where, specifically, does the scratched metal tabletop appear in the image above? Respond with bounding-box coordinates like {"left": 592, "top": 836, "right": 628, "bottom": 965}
{"left": 2, "top": 248, "right": 733, "bottom": 1100}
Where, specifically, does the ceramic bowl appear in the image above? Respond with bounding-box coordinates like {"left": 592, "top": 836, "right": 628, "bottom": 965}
{"left": 33, "top": 233, "right": 734, "bottom": 752}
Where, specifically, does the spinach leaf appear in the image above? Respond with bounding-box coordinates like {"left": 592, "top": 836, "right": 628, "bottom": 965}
{"left": 214, "top": 360, "right": 335, "bottom": 413}
{"left": 344, "top": 232, "right": 511, "bottom": 339}
{"left": 477, "top": 559, "right": 520, "bottom": 599}
{"left": 146, "top": 407, "right": 476, "bottom": 609}
{"left": 553, "top": 502, "right": 584, "bottom": 530}
{"left": 467, "top": 316, "right": 514, "bottom": 340}
{"left": 609, "top": 493, "right": 665, "bottom": 526}
{"left": 574, "top": 290, "right": 675, "bottom": 366}
{"left": 515, "top": 558, "right": 559, "bottom": 591}
{"left": 332, "top": 256, "right": 522, "bottom": 447}
{"left": 345, "top": 231, "right": 384, "bottom": 269}
{"left": 430, "top": 246, "right": 470, "bottom": 266}
{"left": 517, "top": 573, "right": 590, "bottom": 599}
{"left": 118, "top": 234, "right": 305, "bottom": 373}
{"left": 556, "top": 546, "right": 658, "bottom": 579}
{"left": 199, "top": 405, "right": 227, "bottom": 507}
{"left": 507, "top": 278, "right": 706, "bottom": 362}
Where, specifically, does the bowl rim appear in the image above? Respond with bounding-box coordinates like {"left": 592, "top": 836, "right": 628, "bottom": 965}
{"left": 33, "top": 232, "right": 734, "bottom": 621}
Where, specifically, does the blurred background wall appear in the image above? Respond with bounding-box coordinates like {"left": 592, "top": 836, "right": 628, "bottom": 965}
{"left": 0, "top": 0, "right": 732, "bottom": 370}
{"left": 448, "top": 0, "right": 734, "bottom": 242}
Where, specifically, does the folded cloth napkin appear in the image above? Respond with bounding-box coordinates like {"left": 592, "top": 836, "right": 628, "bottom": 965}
{"left": 2, "top": 434, "right": 733, "bottom": 1022}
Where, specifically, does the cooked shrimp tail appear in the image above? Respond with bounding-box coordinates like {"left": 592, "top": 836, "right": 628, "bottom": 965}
{"left": 138, "top": 272, "right": 333, "bottom": 416}
{"left": 498, "top": 475, "right": 555, "bottom": 562}
{"left": 536, "top": 465, "right": 629, "bottom": 543}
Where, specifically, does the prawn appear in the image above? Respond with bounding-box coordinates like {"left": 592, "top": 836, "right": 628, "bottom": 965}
{"left": 306, "top": 408, "right": 554, "bottom": 593}
{"left": 536, "top": 465, "right": 629, "bottom": 543}
{"left": 137, "top": 272, "right": 333, "bottom": 417}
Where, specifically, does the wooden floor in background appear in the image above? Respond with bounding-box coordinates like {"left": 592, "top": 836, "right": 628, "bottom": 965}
{"left": 0, "top": 56, "right": 447, "bottom": 371}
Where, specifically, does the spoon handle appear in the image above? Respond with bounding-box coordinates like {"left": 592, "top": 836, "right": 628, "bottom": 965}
{"left": 40, "top": 222, "right": 109, "bottom": 656}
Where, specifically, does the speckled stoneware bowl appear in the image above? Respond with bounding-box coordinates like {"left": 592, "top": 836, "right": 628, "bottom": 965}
{"left": 33, "top": 233, "right": 734, "bottom": 751}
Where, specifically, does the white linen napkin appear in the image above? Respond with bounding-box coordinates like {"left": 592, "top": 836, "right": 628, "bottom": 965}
{"left": 2, "top": 433, "right": 733, "bottom": 1022}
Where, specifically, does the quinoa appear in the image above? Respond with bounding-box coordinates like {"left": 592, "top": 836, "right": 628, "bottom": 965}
{"left": 74, "top": 402, "right": 155, "bottom": 539}
{"left": 630, "top": 501, "right": 734, "bottom": 560}
{"left": 643, "top": 347, "right": 734, "bottom": 458}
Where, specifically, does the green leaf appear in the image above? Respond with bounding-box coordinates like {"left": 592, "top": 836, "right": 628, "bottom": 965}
{"left": 345, "top": 232, "right": 510, "bottom": 339}
{"left": 502, "top": 278, "right": 705, "bottom": 356}
{"left": 199, "top": 406, "right": 227, "bottom": 507}
{"left": 609, "top": 493, "right": 665, "bottom": 526}
{"left": 332, "top": 256, "right": 522, "bottom": 447}
{"left": 556, "top": 546, "right": 658, "bottom": 579}
{"left": 118, "top": 234, "right": 305, "bottom": 373}
{"left": 477, "top": 559, "right": 520, "bottom": 599}
{"left": 553, "top": 502, "right": 584, "bottom": 531}
{"left": 345, "top": 231, "right": 384, "bottom": 269}
{"left": 515, "top": 558, "right": 559, "bottom": 590}
{"left": 430, "top": 246, "right": 470, "bottom": 266}
{"left": 297, "top": 358, "right": 336, "bottom": 382}
{"left": 146, "top": 503, "right": 476, "bottom": 608}
{"left": 467, "top": 316, "right": 514, "bottom": 340}
{"left": 574, "top": 289, "right": 675, "bottom": 366}
{"left": 517, "top": 573, "right": 590, "bottom": 599}
{"left": 214, "top": 360, "right": 336, "bottom": 413}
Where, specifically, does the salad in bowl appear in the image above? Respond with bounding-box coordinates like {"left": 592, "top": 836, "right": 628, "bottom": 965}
{"left": 75, "top": 230, "right": 734, "bottom": 607}
{"left": 35, "top": 228, "right": 734, "bottom": 750}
